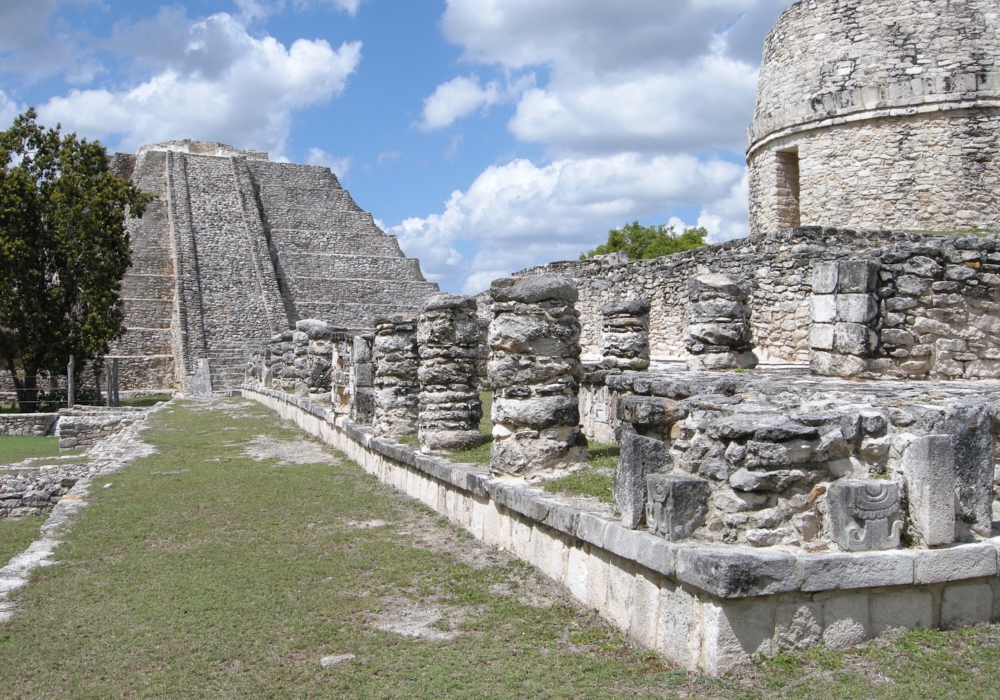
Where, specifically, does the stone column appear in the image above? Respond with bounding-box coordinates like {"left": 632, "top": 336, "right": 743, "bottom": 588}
{"left": 296, "top": 319, "right": 334, "bottom": 402}
{"left": 373, "top": 314, "right": 420, "bottom": 437}
{"left": 684, "top": 274, "right": 758, "bottom": 370}
{"left": 350, "top": 333, "right": 375, "bottom": 424}
{"left": 269, "top": 330, "right": 295, "bottom": 393}
{"left": 600, "top": 299, "right": 650, "bottom": 370}
{"left": 417, "top": 294, "right": 483, "bottom": 452}
{"left": 809, "top": 260, "right": 879, "bottom": 377}
{"left": 488, "top": 276, "right": 589, "bottom": 475}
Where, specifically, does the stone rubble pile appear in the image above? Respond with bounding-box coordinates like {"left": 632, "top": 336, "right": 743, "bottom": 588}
{"left": 372, "top": 314, "right": 420, "bottom": 437}
{"left": 417, "top": 293, "right": 483, "bottom": 452}
{"left": 488, "top": 276, "right": 589, "bottom": 475}
{"left": 0, "top": 462, "right": 92, "bottom": 517}
{"left": 684, "top": 274, "right": 758, "bottom": 370}
{"left": 599, "top": 299, "right": 651, "bottom": 370}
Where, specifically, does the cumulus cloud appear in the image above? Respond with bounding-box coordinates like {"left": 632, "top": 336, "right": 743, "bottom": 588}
{"left": 307, "top": 147, "right": 351, "bottom": 179}
{"left": 419, "top": 74, "right": 503, "bottom": 130}
{"left": 0, "top": 89, "right": 22, "bottom": 129}
{"left": 390, "top": 153, "right": 746, "bottom": 292}
{"left": 39, "top": 11, "right": 361, "bottom": 156}
{"left": 0, "top": 0, "right": 101, "bottom": 81}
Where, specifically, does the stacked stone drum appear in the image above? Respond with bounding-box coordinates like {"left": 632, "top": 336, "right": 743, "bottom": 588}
{"left": 488, "top": 276, "right": 589, "bottom": 475}
{"left": 599, "top": 299, "right": 651, "bottom": 370}
{"left": 372, "top": 314, "right": 420, "bottom": 437}
{"left": 684, "top": 274, "right": 758, "bottom": 370}
{"left": 417, "top": 294, "right": 483, "bottom": 452}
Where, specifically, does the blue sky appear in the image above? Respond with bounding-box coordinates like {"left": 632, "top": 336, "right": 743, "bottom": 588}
{"left": 0, "top": 0, "right": 794, "bottom": 293}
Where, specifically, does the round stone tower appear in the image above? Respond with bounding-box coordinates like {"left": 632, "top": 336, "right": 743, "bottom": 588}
{"left": 747, "top": 0, "right": 1000, "bottom": 236}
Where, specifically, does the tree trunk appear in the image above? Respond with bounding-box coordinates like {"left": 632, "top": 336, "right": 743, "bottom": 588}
{"left": 10, "top": 365, "right": 39, "bottom": 413}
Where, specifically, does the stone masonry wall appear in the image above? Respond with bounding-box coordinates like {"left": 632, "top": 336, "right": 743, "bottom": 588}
{"left": 0, "top": 414, "right": 57, "bottom": 437}
{"left": 747, "top": 0, "right": 1000, "bottom": 235}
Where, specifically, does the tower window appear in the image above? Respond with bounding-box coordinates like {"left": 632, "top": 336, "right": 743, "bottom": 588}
{"left": 775, "top": 149, "right": 801, "bottom": 228}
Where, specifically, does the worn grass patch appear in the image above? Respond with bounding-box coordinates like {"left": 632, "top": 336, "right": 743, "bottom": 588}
{"left": 0, "top": 516, "right": 43, "bottom": 564}
{"left": 0, "top": 435, "right": 70, "bottom": 464}
{"left": 0, "top": 398, "right": 678, "bottom": 698}
{"left": 545, "top": 443, "right": 618, "bottom": 503}
{"left": 120, "top": 393, "right": 174, "bottom": 408}
{"left": 447, "top": 390, "right": 493, "bottom": 465}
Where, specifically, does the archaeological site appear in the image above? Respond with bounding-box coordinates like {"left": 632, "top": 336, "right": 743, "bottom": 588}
{"left": 4, "top": 0, "right": 1000, "bottom": 677}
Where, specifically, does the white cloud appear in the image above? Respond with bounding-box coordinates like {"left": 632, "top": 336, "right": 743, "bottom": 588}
{"left": 390, "top": 153, "right": 746, "bottom": 292}
{"left": 419, "top": 74, "right": 502, "bottom": 130}
{"left": 306, "top": 147, "right": 351, "bottom": 179}
{"left": 38, "top": 12, "right": 361, "bottom": 156}
{"left": 376, "top": 149, "right": 400, "bottom": 165}
{"left": 0, "top": 0, "right": 101, "bottom": 81}
{"left": 0, "top": 89, "right": 22, "bottom": 129}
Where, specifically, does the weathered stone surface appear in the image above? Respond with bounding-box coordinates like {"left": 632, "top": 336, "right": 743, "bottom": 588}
{"left": 614, "top": 433, "right": 670, "bottom": 529}
{"left": 645, "top": 473, "right": 710, "bottom": 541}
{"left": 931, "top": 404, "right": 994, "bottom": 537}
{"left": 372, "top": 315, "right": 420, "bottom": 437}
{"left": 685, "top": 274, "right": 757, "bottom": 371}
{"left": 675, "top": 547, "right": 798, "bottom": 597}
{"left": 600, "top": 298, "right": 650, "bottom": 370}
{"left": 616, "top": 396, "right": 687, "bottom": 430}
{"left": 800, "top": 550, "right": 914, "bottom": 591}
{"left": 901, "top": 435, "right": 956, "bottom": 546}
{"left": 914, "top": 543, "right": 998, "bottom": 584}
{"left": 489, "top": 276, "right": 588, "bottom": 474}
{"left": 827, "top": 479, "right": 902, "bottom": 551}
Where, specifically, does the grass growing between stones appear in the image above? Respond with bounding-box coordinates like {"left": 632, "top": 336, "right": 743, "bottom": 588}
{"left": 0, "top": 435, "right": 68, "bottom": 464}
{"left": 0, "top": 398, "right": 679, "bottom": 699}
{"left": 0, "top": 516, "right": 43, "bottom": 564}
{"left": 545, "top": 443, "right": 618, "bottom": 503}
{"left": 448, "top": 391, "right": 493, "bottom": 465}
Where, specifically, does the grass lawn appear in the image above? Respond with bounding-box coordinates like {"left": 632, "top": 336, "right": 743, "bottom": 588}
{"left": 120, "top": 393, "right": 174, "bottom": 408}
{"left": 4, "top": 398, "right": 999, "bottom": 698}
{"left": 0, "top": 516, "right": 43, "bottom": 565}
{"left": 0, "top": 435, "right": 70, "bottom": 464}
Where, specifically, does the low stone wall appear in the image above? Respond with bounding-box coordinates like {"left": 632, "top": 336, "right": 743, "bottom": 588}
{"left": 243, "top": 385, "right": 1000, "bottom": 674}
{"left": 0, "top": 414, "right": 57, "bottom": 437}
{"left": 55, "top": 407, "right": 145, "bottom": 449}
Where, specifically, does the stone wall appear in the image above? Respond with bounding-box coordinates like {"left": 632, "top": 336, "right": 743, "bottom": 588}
{"left": 0, "top": 414, "right": 57, "bottom": 437}
{"left": 55, "top": 407, "right": 144, "bottom": 449}
{"left": 747, "top": 0, "right": 1000, "bottom": 235}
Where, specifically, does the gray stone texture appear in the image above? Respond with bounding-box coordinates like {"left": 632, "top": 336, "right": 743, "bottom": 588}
{"left": 645, "top": 473, "right": 711, "bottom": 541}
{"left": 600, "top": 299, "right": 651, "bottom": 370}
{"left": 684, "top": 274, "right": 758, "bottom": 371}
{"left": 488, "top": 276, "right": 589, "bottom": 474}
{"left": 417, "top": 294, "right": 483, "bottom": 452}
{"left": 748, "top": 0, "right": 1000, "bottom": 237}
{"left": 614, "top": 433, "right": 671, "bottom": 529}
{"left": 372, "top": 315, "right": 420, "bottom": 438}
{"left": 827, "top": 479, "right": 902, "bottom": 552}
{"left": 810, "top": 261, "right": 881, "bottom": 377}
{"left": 901, "top": 435, "right": 956, "bottom": 546}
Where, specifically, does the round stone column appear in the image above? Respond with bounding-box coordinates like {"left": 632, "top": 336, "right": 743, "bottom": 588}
{"left": 417, "top": 294, "right": 483, "bottom": 452}
{"left": 488, "top": 276, "right": 589, "bottom": 475}
{"left": 373, "top": 314, "right": 420, "bottom": 437}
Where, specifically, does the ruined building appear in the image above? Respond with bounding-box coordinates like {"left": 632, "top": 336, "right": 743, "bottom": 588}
{"left": 747, "top": 0, "right": 1000, "bottom": 235}
{"left": 109, "top": 140, "right": 437, "bottom": 394}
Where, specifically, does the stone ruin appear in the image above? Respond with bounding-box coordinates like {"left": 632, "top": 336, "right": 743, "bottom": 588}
{"left": 684, "top": 274, "right": 758, "bottom": 371}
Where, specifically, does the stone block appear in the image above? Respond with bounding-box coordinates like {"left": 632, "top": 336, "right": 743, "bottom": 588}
{"left": 811, "top": 262, "right": 838, "bottom": 295}
{"left": 635, "top": 533, "right": 676, "bottom": 576}
{"left": 901, "top": 435, "right": 956, "bottom": 546}
{"left": 811, "top": 295, "right": 837, "bottom": 323}
{"left": 933, "top": 404, "right": 994, "bottom": 537}
{"left": 700, "top": 598, "right": 775, "bottom": 675}
{"left": 833, "top": 322, "right": 876, "bottom": 356}
{"left": 821, "top": 592, "right": 871, "bottom": 649}
{"left": 809, "top": 323, "right": 835, "bottom": 350}
{"left": 836, "top": 294, "right": 878, "bottom": 323}
{"left": 870, "top": 589, "right": 933, "bottom": 635}
{"left": 645, "top": 473, "right": 710, "bottom": 541}
{"left": 629, "top": 569, "right": 662, "bottom": 648}
{"left": 941, "top": 582, "right": 994, "bottom": 630}
{"left": 688, "top": 273, "right": 751, "bottom": 302}
{"left": 675, "top": 547, "right": 798, "bottom": 598}
{"left": 810, "top": 351, "right": 869, "bottom": 377}
{"left": 828, "top": 479, "right": 903, "bottom": 551}
{"left": 615, "top": 433, "right": 670, "bottom": 529}
{"left": 657, "top": 581, "right": 700, "bottom": 670}
{"left": 616, "top": 395, "right": 686, "bottom": 428}
{"left": 773, "top": 602, "right": 822, "bottom": 652}
{"left": 800, "top": 550, "right": 914, "bottom": 591}
{"left": 836, "top": 260, "right": 878, "bottom": 294}
{"left": 353, "top": 335, "right": 372, "bottom": 363}
{"left": 914, "top": 543, "right": 998, "bottom": 584}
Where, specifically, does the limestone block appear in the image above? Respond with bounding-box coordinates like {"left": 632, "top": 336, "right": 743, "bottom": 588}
{"left": 616, "top": 395, "right": 687, "bottom": 430}
{"left": 914, "top": 543, "right": 998, "bottom": 584}
{"left": 835, "top": 294, "right": 878, "bottom": 323}
{"left": 836, "top": 261, "right": 879, "bottom": 294}
{"left": 729, "top": 467, "right": 806, "bottom": 492}
{"left": 645, "top": 473, "right": 710, "bottom": 541}
{"left": 810, "top": 350, "right": 869, "bottom": 377}
{"left": 800, "top": 550, "right": 914, "bottom": 591}
{"left": 933, "top": 404, "right": 994, "bottom": 537}
{"left": 773, "top": 602, "right": 822, "bottom": 652}
{"left": 833, "top": 322, "right": 876, "bottom": 356}
{"left": 827, "top": 479, "right": 902, "bottom": 551}
{"left": 656, "top": 581, "right": 700, "bottom": 670}
{"left": 811, "top": 294, "right": 837, "bottom": 323}
{"left": 629, "top": 570, "right": 662, "bottom": 649}
{"left": 901, "top": 435, "right": 956, "bottom": 546}
{"left": 821, "top": 592, "right": 871, "bottom": 649}
{"left": 688, "top": 274, "right": 751, "bottom": 302}
{"left": 700, "top": 598, "right": 775, "bottom": 675}
{"left": 675, "top": 547, "right": 797, "bottom": 598}
{"left": 811, "top": 262, "right": 838, "bottom": 294}
{"left": 871, "top": 589, "right": 933, "bottom": 635}
{"left": 685, "top": 322, "right": 752, "bottom": 347}
{"left": 615, "top": 433, "right": 671, "bottom": 530}
{"left": 687, "top": 350, "right": 759, "bottom": 371}
{"left": 942, "top": 582, "right": 994, "bottom": 630}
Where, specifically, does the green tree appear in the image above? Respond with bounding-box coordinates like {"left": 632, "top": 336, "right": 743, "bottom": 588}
{"left": 0, "top": 109, "right": 153, "bottom": 411}
{"left": 581, "top": 221, "right": 707, "bottom": 260}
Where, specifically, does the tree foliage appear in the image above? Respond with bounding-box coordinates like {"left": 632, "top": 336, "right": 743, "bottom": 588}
{"left": 581, "top": 221, "right": 707, "bottom": 261}
{"left": 0, "top": 109, "right": 153, "bottom": 410}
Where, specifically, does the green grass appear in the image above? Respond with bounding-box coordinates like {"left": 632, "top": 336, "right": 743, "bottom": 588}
{"left": 0, "top": 516, "right": 43, "bottom": 565}
{"left": 545, "top": 443, "right": 618, "bottom": 503}
{"left": 0, "top": 435, "right": 68, "bottom": 464}
{"left": 0, "top": 398, "right": 677, "bottom": 699}
{"left": 446, "top": 390, "right": 493, "bottom": 465}
{"left": 120, "top": 393, "right": 174, "bottom": 408}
